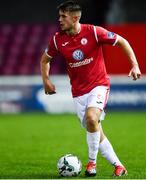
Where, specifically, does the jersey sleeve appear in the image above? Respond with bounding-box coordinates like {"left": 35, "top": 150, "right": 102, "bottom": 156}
{"left": 94, "top": 26, "right": 118, "bottom": 46}
{"left": 45, "top": 35, "right": 58, "bottom": 58}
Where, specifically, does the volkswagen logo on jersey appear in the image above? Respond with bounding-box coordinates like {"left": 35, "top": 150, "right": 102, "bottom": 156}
{"left": 72, "top": 50, "right": 84, "bottom": 61}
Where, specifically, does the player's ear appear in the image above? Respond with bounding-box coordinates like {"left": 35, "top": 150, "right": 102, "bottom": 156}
{"left": 72, "top": 15, "right": 79, "bottom": 23}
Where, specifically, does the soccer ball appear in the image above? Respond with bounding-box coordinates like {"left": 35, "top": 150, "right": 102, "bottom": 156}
{"left": 57, "top": 154, "right": 82, "bottom": 177}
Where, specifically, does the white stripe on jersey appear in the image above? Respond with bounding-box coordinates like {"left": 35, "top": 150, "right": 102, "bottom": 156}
{"left": 53, "top": 35, "right": 58, "bottom": 50}
{"left": 112, "top": 34, "right": 119, "bottom": 46}
{"left": 93, "top": 26, "right": 98, "bottom": 43}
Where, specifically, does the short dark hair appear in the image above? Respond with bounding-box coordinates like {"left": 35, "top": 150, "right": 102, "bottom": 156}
{"left": 57, "top": 0, "right": 82, "bottom": 12}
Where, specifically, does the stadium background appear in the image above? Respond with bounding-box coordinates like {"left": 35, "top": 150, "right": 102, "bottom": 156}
{"left": 0, "top": 0, "right": 146, "bottom": 179}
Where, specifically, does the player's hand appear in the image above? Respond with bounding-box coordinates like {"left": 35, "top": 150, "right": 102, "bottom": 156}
{"left": 43, "top": 80, "right": 56, "bottom": 95}
{"left": 128, "top": 65, "right": 141, "bottom": 80}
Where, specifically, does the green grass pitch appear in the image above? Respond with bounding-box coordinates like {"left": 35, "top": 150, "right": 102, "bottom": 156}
{"left": 0, "top": 112, "right": 146, "bottom": 179}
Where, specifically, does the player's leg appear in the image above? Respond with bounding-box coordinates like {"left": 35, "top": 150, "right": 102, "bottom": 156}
{"left": 99, "top": 123, "right": 127, "bottom": 176}
{"left": 85, "top": 86, "right": 109, "bottom": 176}
{"left": 73, "top": 86, "right": 109, "bottom": 177}
{"left": 85, "top": 107, "right": 102, "bottom": 176}
{"left": 73, "top": 94, "right": 101, "bottom": 176}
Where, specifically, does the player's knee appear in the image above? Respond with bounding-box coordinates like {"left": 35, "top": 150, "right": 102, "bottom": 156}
{"left": 86, "top": 112, "right": 99, "bottom": 127}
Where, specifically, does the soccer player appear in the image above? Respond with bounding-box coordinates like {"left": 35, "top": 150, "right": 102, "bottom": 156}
{"left": 40, "top": 0, "right": 141, "bottom": 177}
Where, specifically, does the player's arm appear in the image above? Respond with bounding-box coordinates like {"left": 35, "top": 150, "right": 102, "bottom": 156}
{"left": 116, "top": 35, "right": 141, "bottom": 80}
{"left": 40, "top": 53, "right": 56, "bottom": 95}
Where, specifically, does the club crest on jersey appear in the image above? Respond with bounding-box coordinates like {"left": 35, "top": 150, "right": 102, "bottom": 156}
{"left": 81, "top": 38, "right": 88, "bottom": 45}
{"left": 72, "top": 50, "right": 84, "bottom": 61}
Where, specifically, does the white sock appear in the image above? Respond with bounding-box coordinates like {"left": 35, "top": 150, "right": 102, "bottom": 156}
{"left": 87, "top": 131, "right": 100, "bottom": 164}
{"left": 99, "top": 137, "right": 123, "bottom": 166}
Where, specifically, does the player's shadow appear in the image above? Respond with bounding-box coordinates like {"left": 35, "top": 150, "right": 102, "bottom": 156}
{"left": 0, "top": 172, "right": 99, "bottom": 179}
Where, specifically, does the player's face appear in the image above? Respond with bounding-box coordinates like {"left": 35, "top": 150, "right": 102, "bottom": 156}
{"left": 58, "top": 10, "right": 75, "bottom": 31}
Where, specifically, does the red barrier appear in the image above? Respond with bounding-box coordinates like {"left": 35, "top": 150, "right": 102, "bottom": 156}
{"left": 104, "top": 24, "right": 146, "bottom": 74}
